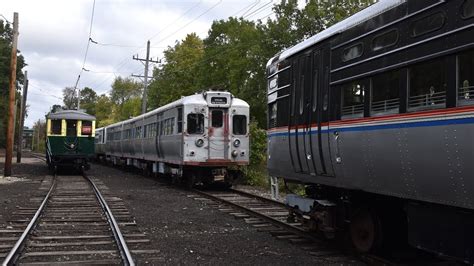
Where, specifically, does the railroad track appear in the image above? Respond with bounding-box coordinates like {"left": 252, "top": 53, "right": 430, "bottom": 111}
{"left": 1, "top": 170, "right": 157, "bottom": 265}
{"left": 189, "top": 188, "right": 362, "bottom": 264}
{"left": 189, "top": 188, "right": 457, "bottom": 265}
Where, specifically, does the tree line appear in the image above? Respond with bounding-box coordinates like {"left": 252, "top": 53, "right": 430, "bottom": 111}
{"left": 44, "top": 0, "right": 374, "bottom": 184}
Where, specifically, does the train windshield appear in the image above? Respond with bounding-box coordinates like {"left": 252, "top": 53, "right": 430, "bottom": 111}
{"left": 233, "top": 115, "right": 247, "bottom": 135}
{"left": 66, "top": 120, "right": 77, "bottom": 136}
{"left": 187, "top": 113, "right": 204, "bottom": 134}
{"left": 51, "top": 119, "right": 61, "bottom": 135}
{"left": 82, "top": 121, "right": 93, "bottom": 136}
{"left": 211, "top": 110, "right": 223, "bottom": 128}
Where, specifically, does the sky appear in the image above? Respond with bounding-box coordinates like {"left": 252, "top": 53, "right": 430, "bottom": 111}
{"left": 1, "top": 0, "right": 277, "bottom": 127}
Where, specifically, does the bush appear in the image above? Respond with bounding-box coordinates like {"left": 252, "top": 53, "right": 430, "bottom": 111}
{"left": 241, "top": 121, "right": 268, "bottom": 187}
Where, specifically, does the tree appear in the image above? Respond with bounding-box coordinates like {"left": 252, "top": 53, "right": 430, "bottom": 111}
{"left": 50, "top": 104, "right": 63, "bottom": 113}
{"left": 109, "top": 77, "right": 142, "bottom": 121}
{"left": 94, "top": 94, "right": 114, "bottom": 127}
{"left": 197, "top": 17, "right": 268, "bottom": 126}
{"left": 62, "top": 87, "right": 77, "bottom": 110}
{"left": 80, "top": 87, "right": 97, "bottom": 115}
{"left": 148, "top": 33, "right": 204, "bottom": 108}
{"left": 110, "top": 77, "right": 141, "bottom": 106}
{"left": 0, "top": 19, "right": 26, "bottom": 148}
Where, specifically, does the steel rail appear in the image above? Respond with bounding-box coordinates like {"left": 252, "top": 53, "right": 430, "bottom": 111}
{"left": 83, "top": 172, "right": 135, "bottom": 266}
{"left": 192, "top": 189, "right": 321, "bottom": 243}
{"left": 229, "top": 188, "right": 286, "bottom": 207}
{"left": 2, "top": 173, "right": 57, "bottom": 266}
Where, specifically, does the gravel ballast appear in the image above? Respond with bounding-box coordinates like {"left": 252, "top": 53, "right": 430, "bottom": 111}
{"left": 1, "top": 155, "right": 355, "bottom": 264}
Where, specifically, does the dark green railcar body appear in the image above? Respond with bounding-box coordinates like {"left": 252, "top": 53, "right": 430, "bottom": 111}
{"left": 45, "top": 110, "right": 96, "bottom": 171}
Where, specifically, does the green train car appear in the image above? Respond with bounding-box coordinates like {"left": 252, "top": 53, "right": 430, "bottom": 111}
{"left": 45, "top": 110, "right": 96, "bottom": 171}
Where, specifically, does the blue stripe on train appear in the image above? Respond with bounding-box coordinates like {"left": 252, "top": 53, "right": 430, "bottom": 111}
{"left": 267, "top": 117, "right": 474, "bottom": 138}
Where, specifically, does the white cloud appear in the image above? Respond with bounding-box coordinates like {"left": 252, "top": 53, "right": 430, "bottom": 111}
{"left": 1, "top": 0, "right": 274, "bottom": 127}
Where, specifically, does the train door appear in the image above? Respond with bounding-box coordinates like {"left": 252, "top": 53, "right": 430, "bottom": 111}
{"left": 289, "top": 50, "right": 334, "bottom": 176}
{"left": 289, "top": 55, "right": 311, "bottom": 173}
{"left": 208, "top": 108, "right": 229, "bottom": 160}
{"left": 309, "top": 49, "right": 334, "bottom": 177}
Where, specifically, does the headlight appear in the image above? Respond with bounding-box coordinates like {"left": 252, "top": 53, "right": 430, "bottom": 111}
{"left": 231, "top": 150, "right": 238, "bottom": 157}
{"left": 233, "top": 139, "right": 240, "bottom": 147}
{"left": 195, "top": 138, "right": 204, "bottom": 147}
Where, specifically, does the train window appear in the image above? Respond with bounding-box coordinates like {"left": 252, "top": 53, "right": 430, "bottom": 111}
{"left": 371, "top": 70, "right": 400, "bottom": 116}
{"left": 51, "top": 119, "right": 61, "bottom": 135}
{"left": 462, "top": 0, "right": 474, "bottom": 19}
{"left": 82, "top": 121, "right": 92, "bottom": 136}
{"left": 269, "top": 102, "right": 277, "bottom": 128}
{"left": 66, "top": 120, "right": 77, "bottom": 136}
{"left": 411, "top": 12, "right": 445, "bottom": 37}
{"left": 177, "top": 108, "right": 183, "bottom": 133}
{"left": 211, "top": 110, "right": 223, "bottom": 128}
{"left": 342, "top": 43, "right": 363, "bottom": 62}
{"left": 312, "top": 70, "right": 318, "bottom": 112}
{"left": 408, "top": 58, "right": 447, "bottom": 111}
{"left": 341, "top": 81, "right": 365, "bottom": 119}
{"left": 136, "top": 126, "right": 142, "bottom": 138}
{"left": 170, "top": 118, "right": 175, "bottom": 135}
{"left": 299, "top": 75, "right": 304, "bottom": 115}
{"left": 372, "top": 29, "right": 398, "bottom": 51}
{"left": 233, "top": 115, "right": 247, "bottom": 135}
{"left": 458, "top": 49, "right": 474, "bottom": 106}
{"left": 187, "top": 113, "right": 204, "bottom": 134}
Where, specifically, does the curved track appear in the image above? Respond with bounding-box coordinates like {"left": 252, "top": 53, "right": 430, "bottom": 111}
{"left": 190, "top": 188, "right": 453, "bottom": 265}
{"left": 190, "top": 188, "right": 361, "bottom": 263}
{"left": 2, "top": 170, "right": 135, "bottom": 265}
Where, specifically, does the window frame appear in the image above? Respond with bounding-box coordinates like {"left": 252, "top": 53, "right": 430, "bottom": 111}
{"left": 410, "top": 11, "right": 446, "bottom": 38}
{"left": 371, "top": 29, "right": 399, "bottom": 52}
{"left": 342, "top": 42, "right": 364, "bottom": 62}
{"left": 233, "top": 115, "right": 247, "bottom": 135}
{"left": 187, "top": 113, "right": 205, "bottom": 134}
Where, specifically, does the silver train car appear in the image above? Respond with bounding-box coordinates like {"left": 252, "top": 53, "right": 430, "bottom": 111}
{"left": 95, "top": 91, "right": 249, "bottom": 187}
{"left": 266, "top": 0, "right": 474, "bottom": 262}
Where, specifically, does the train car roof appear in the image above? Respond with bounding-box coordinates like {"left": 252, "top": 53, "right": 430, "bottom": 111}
{"left": 46, "top": 109, "right": 96, "bottom": 121}
{"left": 266, "top": 0, "right": 406, "bottom": 67}
{"left": 103, "top": 91, "right": 248, "bottom": 129}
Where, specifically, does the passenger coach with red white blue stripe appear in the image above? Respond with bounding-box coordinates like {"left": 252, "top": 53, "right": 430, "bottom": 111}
{"left": 266, "top": 0, "right": 474, "bottom": 262}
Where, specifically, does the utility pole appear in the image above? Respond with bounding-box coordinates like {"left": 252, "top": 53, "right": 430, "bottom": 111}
{"left": 4, "top": 12, "right": 19, "bottom": 177}
{"left": 132, "top": 40, "right": 159, "bottom": 114}
{"left": 17, "top": 71, "right": 28, "bottom": 163}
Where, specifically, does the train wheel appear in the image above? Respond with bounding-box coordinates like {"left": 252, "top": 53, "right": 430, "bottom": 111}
{"left": 349, "top": 208, "right": 383, "bottom": 253}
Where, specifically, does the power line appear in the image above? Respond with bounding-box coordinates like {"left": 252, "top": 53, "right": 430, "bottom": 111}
{"left": 74, "top": 0, "right": 96, "bottom": 109}
{"left": 243, "top": 0, "right": 274, "bottom": 19}
{"left": 148, "top": 0, "right": 203, "bottom": 41}
{"left": 150, "top": 0, "right": 223, "bottom": 45}
{"left": 0, "top": 14, "right": 11, "bottom": 24}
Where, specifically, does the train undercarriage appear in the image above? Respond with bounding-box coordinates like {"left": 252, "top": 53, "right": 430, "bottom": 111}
{"left": 96, "top": 154, "right": 239, "bottom": 188}
{"left": 285, "top": 184, "right": 474, "bottom": 263}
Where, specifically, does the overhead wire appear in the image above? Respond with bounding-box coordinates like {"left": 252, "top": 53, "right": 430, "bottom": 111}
{"left": 0, "top": 14, "right": 11, "bottom": 24}
{"left": 74, "top": 0, "right": 96, "bottom": 91}
{"left": 87, "top": 0, "right": 268, "bottom": 92}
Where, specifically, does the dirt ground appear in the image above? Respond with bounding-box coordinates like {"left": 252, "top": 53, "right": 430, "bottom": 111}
{"left": 0, "top": 154, "right": 357, "bottom": 265}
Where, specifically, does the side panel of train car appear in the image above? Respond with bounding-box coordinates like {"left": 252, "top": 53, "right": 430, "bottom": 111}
{"left": 267, "top": 0, "right": 474, "bottom": 262}
{"left": 95, "top": 91, "right": 249, "bottom": 185}
{"left": 46, "top": 110, "right": 96, "bottom": 170}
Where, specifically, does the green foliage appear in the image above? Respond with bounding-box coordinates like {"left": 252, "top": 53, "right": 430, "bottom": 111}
{"left": 241, "top": 121, "right": 268, "bottom": 186}
{"left": 94, "top": 94, "right": 114, "bottom": 128}
{"left": 148, "top": 33, "right": 204, "bottom": 108}
{"left": 80, "top": 87, "right": 97, "bottom": 115}
{"left": 0, "top": 19, "right": 26, "bottom": 148}
{"left": 62, "top": 87, "right": 77, "bottom": 110}
{"left": 31, "top": 119, "right": 46, "bottom": 153}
